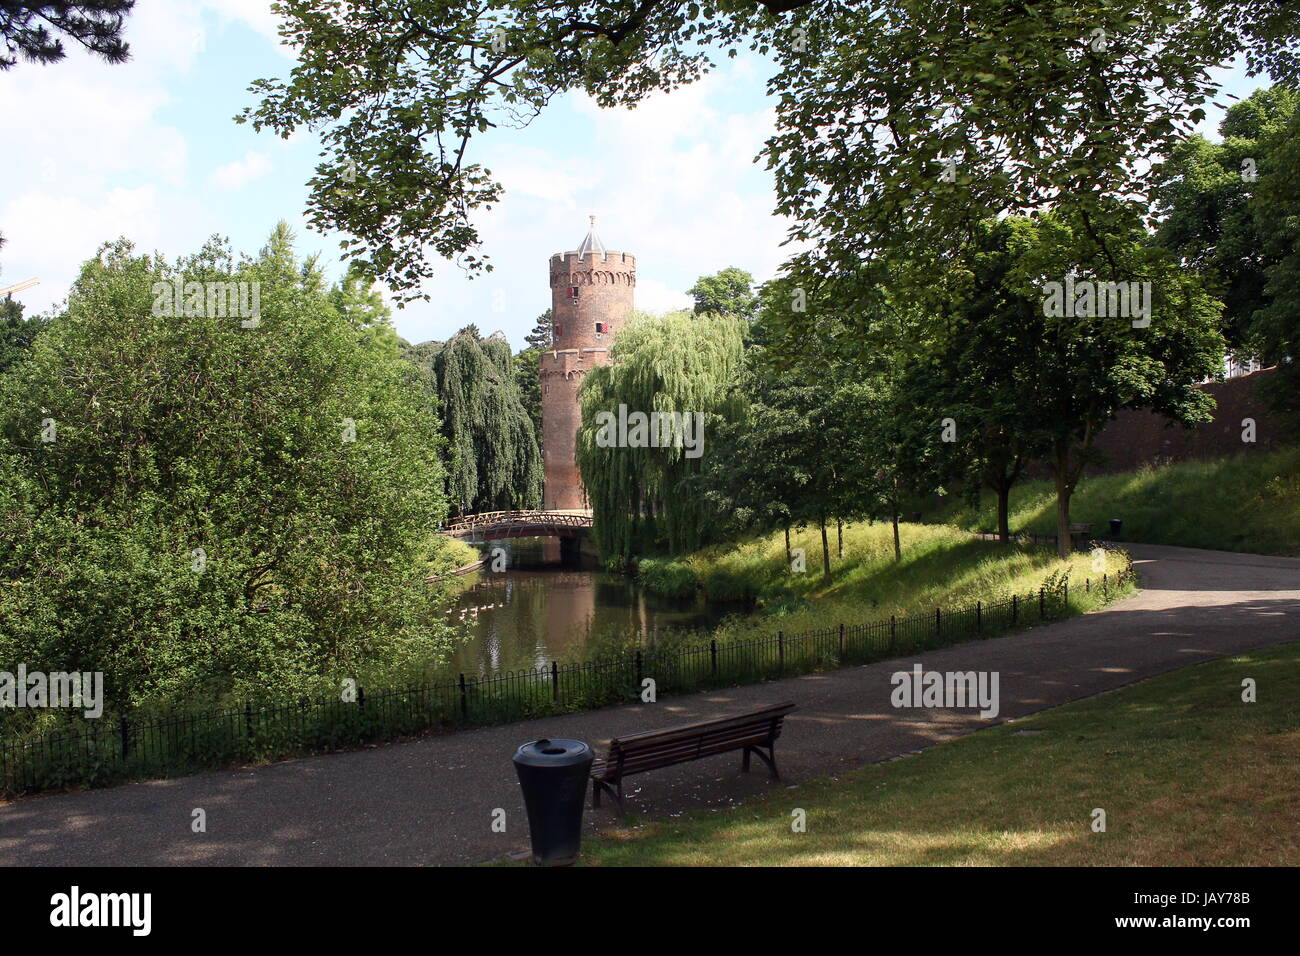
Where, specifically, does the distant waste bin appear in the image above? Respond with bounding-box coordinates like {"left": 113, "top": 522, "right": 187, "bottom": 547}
{"left": 1109, "top": 518, "right": 1123, "bottom": 538}
{"left": 512, "top": 738, "right": 593, "bottom": 866}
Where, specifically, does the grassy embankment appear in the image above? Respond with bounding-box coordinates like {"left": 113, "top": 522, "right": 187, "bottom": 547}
{"left": 935, "top": 446, "right": 1300, "bottom": 557}
{"left": 582, "top": 642, "right": 1300, "bottom": 866}
{"left": 637, "top": 520, "right": 1132, "bottom": 646}
{"left": 424, "top": 536, "right": 482, "bottom": 599}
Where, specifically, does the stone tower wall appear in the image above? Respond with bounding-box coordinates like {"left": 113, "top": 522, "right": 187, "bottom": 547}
{"left": 539, "top": 248, "right": 636, "bottom": 510}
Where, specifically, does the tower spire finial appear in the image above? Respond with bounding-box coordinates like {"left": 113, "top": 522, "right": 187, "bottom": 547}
{"left": 576, "top": 216, "right": 605, "bottom": 257}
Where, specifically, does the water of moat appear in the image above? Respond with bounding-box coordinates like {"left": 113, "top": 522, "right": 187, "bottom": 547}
{"left": 445, "top": 538, "right": 744, "bottom": 677}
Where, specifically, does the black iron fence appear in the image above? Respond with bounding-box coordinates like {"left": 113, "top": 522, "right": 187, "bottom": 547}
{"left": 0, "top": 565, "right": 1135, "bottom": 797}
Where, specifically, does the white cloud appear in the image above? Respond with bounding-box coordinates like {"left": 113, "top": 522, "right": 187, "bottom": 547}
{"left": 1, "top": 187, "right": 165, "bottom": 310}
{"left": 635, "top": 278, "right": 694, "bottom": 315}
{"left": 492, "top": 150, "right": 587, "bottom": 206}
{"left": 204, "top": 0, "right": 292, "bottom": 54}
{"left": 0, "top": 1, "right": 301, "bottom": 314}
{"left": 564, "top": 74, "right": 802, "bottom": 291}
{"left": 0, "top": 62, "right": 189, "bottom": 189}
{"left": 212, "top": 151, "right": 273, "bottom": 189}
{"left": 386, "top": 54, "right": 798, "bottom": 347}
{"left": 3, "top": 13, "right": 791, "bottom": 346}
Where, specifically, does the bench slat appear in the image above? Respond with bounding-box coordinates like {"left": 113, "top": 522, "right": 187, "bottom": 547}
{"left": 608, "top": 703, "right": 795, "bottom": 747}
{"left": 605, "top": 732, "right": 779, "bottom": 776}
{"left": 612, "top": 722, "right": 782, "bottom": 758}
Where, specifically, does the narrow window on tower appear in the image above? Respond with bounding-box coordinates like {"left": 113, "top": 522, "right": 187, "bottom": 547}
{"left": 555, "top": 324, "right": 562, "bottom": 339}
{"left": 569, "top": 286, "right": 579, "bottom": 302}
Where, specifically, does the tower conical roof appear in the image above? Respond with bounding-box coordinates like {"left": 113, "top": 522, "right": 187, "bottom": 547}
{"left": 576, "top": 216, "right": 605, "bottom": 256}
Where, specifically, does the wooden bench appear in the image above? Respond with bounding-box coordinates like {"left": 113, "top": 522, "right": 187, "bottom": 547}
{"left": 590, "top": 702, "right": 797, "bottom": 814}
{"left": 1069, "top": 522, "right": 1093, "bottom": 548}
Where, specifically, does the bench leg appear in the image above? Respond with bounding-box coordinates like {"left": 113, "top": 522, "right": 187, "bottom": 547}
{"left": 745, "top": 744, "right": 780, "bottom": 780}
{"left": 592, "top": 778, "right": 626, "bottom": 817}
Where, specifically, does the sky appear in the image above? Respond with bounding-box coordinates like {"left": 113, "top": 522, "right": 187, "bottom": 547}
{"left": 0, "top": 2, "right": 1270, "bottom": 349}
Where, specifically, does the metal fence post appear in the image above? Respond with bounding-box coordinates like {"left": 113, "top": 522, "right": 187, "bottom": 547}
{"left": 245, "top": 701, "right": 253, "bottom": 742}
{"left": 838, "top": 623, "right": 845, "bottom": 660}
{"left": 778, "top": 630, "right": 784, "bottom": 675}
{"left": 458, "top": 673, "right": 468, "bottom": 720}
{"left": 551, "top": 661, "right": 559, "bottom": 701}
{"left": 976, "top": 600, "right": 982, "bottom": 634}
{"left": 889, "top": 615, "right": 896, "bottom": 653}
{"left": 1039, "top": 586, "right": 1045, "bottom": 618}
{"left": 935, "top": 607, "right": 941, "bottom": 641}
{"left": 1063, "top": 581, "right": 1068, "bottom": 613}
{"left": 119, "top": 715, "right": 129, "bottom": 761}
{"left": 1013, "top": 594, "right": 1018, "bottom": 624}
{"left": 635, "top": 650, "right": 643, "bottom": 692}
{"left": 710, "top": 639, "right": 717, "bottom": 677}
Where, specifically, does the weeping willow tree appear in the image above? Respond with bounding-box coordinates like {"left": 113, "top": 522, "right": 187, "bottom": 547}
{"left": 405, "top": 327, "right": 543, "bottom": 515}
{"left": 577, "top": 310, "right": 746, "bottom": 564}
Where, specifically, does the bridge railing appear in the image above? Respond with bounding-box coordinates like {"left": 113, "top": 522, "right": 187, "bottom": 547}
{"left": 443, "top": 510, "right": 593, "bottom": 535}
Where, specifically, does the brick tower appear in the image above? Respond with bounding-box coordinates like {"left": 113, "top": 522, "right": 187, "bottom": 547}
{"left": 540, "top": 218, "right": 636, "bottom": 511}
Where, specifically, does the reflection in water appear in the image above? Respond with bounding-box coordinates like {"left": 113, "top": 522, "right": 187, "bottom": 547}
{"left": 444, "top": 538, "right": 735, "bottom": 677}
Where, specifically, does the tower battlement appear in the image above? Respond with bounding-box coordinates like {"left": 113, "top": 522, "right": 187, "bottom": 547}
{"left": 549, "top": 249, "right": 636, "bottom": 265}
{"left": 548, "top": 251, "right": 636, "bottom": 288}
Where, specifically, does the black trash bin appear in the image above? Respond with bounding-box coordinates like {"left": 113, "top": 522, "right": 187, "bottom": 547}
{"left": 1109, "top": 518, "right": 1123, "bottom": 538}
{"left": 512, "top": 738, "right": 593, "bottom": 866}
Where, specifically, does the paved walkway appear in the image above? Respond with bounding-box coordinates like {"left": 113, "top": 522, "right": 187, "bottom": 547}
{"left": 1, "top": 543, "right": 1296, "bottom": 866}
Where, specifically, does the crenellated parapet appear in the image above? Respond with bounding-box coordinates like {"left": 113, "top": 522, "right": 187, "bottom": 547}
{"left": 548, "top": 251, "right": 637, "bottom": 290}
{"left": 539, "top": 347, "right": 610, "bottom": 381}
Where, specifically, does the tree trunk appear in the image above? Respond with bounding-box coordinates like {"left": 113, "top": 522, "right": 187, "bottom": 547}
{"left": 784, "top": 525, "right": 792, "bottom": 566}
{"left": 819, "top": 516, "right": 832, "bottom": 585}
{"left": 891, "top": 510, "right": 901, "bottom": 562}
{"left": 996, "top": 485, "right": 1010, "bottom": 542}
{"left": 1054, "top": 443, "right": 1073, "bottom": 560}
{"left": 836, "top": 519, "right": 843, "bottom": 558}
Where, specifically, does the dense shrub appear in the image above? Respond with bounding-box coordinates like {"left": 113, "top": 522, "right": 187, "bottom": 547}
{"left": 0, "top": 229, "right": 458, "bottom": 714}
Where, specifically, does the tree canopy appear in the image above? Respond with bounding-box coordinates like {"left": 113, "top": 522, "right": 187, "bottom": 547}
{"left": 1154, "top": 85, "right": 1298, "bottom": 353}
{"left": 1, "top": 1, "right": 134, "bottom": 70}
{"left": 577, "top": 309, "right": 746, "bottom": 563}
{"left": 404, "top": 327, "right": 544, "bottom": 515}
{"left": 239, "top": 0, "right": 1296, "bottom": 300}
{"left": 689, "top": 266, "right": 759, "bottom": 319}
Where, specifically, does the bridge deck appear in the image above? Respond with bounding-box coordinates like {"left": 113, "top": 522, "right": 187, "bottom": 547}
{"left": 442, "top": 510, "right": 593, "bottom": 540}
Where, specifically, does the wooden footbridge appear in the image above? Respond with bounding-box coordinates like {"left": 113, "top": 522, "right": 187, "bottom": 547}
{"left": 441, "top": 510, "right": 593, "bottom": 540}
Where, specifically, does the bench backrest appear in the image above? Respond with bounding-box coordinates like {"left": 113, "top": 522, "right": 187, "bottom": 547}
{"left": 606, "top": 703, "right": 796, "bottom": 777}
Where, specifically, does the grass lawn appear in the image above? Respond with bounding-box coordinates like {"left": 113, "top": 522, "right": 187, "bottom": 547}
{"left": 582, "top": 642, "right": 1300, "bottom": 866}
{"left": 638, "top": 521, "right": 1132, "bottom": 643}
{"left": 932, "top": 446, "right": 1300, "bottom": 557}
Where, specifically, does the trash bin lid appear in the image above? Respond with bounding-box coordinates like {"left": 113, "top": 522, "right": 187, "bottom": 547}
{"left": 513, "top": 738, "right": 592, "bottom": 767}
